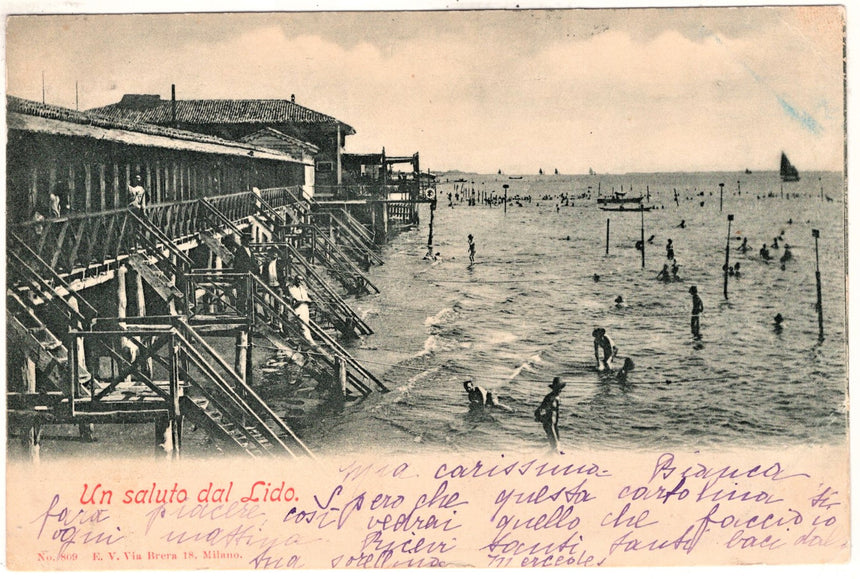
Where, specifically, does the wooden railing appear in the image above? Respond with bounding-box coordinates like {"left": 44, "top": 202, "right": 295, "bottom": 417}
{"left": 9, "top": 209, "right": 133, "bottom": 277}
{"left": 7, "top": 232, "right": 100, "bottom": 326}
{"left": 145, "top": 199, "right": 201, "bottom": 242}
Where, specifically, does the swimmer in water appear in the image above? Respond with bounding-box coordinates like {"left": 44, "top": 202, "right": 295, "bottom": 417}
{"left": 657, "top": 264, "right": 671, "bottom": 281}
{"left": 773, "top": 313, "right": 784, "bottom": 335}
{"left": 737, "top": 237, "right": 750, "bottom": 252}
{"left": 760, "top": 244, "right": 772, "bottom": 260}
{"left": 463, "top": 380, "right": 510, "bottom": 412}
{"left": 616, "top": 357, "right": 635, "bottom": 382}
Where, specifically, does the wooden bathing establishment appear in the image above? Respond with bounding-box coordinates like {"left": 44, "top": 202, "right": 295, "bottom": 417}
{"left": 6, "top": 94, "right": 427, "bottom": 461}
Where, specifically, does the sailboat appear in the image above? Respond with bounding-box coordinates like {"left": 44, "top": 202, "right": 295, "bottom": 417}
{"left": 780, "top": 152, "right": 800, "bottom": 182}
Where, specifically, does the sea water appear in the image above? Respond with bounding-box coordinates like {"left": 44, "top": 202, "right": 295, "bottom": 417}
{"left": 263, "top": 171, "right": 847, "bottom": 455}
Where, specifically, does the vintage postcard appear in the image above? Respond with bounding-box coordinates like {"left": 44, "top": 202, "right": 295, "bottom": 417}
{"left": 3, "top": 2, "right": 852, "bottom": 574}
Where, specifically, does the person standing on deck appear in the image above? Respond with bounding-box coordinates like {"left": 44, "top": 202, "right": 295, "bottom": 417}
{"left": 48, "top": 190, "right": 62, "bottom": 218}
{"left": 231, "top": 234, "right": 258, "bottom": 313}
{"left": 535, "top": 377, "right": 565, "bottom": 452}
{"left": 289, "top": 274, "right": 314, "bottom": 343}
{"left": 689, "top": 285, "right": 704, "bottom": 337}
{"left": 128, "top": 174, "right": 146, "bottom": 211}
{"left": 467, "top": 234, "right": 476, "bottom": 265}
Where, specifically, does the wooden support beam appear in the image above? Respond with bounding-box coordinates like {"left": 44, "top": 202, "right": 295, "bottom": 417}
{"left": 20, "top": 355, "right": 41, "bottom": 463}
{"left": 99, "top": 164, "right": 106, "bottom": 211}
{"left": 155, "top": 159, "right": 162, "bottom": 204}
{"left": 68, "top": 165, "right": 76, "bottom": 213}
{"left": 30, "top": 166, "right": 38, "bottom": 216}
{"left": 84, "top": 164, "right": 92, "bottom": 213}
{"left": 113, "top": 162, "right": 120, "bottom": 209}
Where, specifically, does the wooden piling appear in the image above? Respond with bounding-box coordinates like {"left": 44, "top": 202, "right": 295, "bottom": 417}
{"left": 813, "top": 229, "right": 824, "bottom": 339}
{"left": 724, "top": 214, "right": 734, "bottom": 299}
{"left": 605, "top": 218, "right": 610, "bottom": 255}
{"left": 639, "top": 204, "right": 645, "bottom": 268}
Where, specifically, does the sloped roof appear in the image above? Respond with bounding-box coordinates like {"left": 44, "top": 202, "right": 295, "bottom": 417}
{"left": 7, "top": 95, "right": 307, "bottom": 164}
{"left": 88, "top": 96, "right": 356, "bottom": 135}
{"left": 239, "top": 127, "right": 320, "bottom": 155}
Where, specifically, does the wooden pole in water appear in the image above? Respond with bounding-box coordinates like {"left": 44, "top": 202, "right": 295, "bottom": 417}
{"left": 605, "top": 218, "right": 610, "bottom": 255}
{"left": 639, "top": 204, "right": 645, "bottom": 268}
{"left": 724, "top": 214, "right": 734, "bottom": 299}
{"left": 503, "top": 184, "right": 509, "bottom": 214}
{"left": 719, "top": 182, "right": 725, "bottom": 213}
{"left": 427, "top": 195, "right": 435, "bottom": 248}
{"left": 813, "top": 229, "right": 824, "bottom": 339}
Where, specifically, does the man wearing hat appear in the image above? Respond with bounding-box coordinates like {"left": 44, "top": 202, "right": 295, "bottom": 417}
{"left": 535, "top": 377, "right": 565, "bottom": 452}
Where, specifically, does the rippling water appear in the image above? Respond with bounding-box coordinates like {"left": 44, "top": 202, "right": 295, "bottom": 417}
{"left": 262, "top": 171, "right": 847, "bottom": 455}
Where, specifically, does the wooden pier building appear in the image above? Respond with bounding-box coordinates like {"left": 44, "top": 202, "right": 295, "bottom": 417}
{"left": 5, "top": 95, "right": 409, "bottom": 462}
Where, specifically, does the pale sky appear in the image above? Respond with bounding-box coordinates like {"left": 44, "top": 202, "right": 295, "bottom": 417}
{"left": 4, "top": 4, "right": 845, "bottom": 174}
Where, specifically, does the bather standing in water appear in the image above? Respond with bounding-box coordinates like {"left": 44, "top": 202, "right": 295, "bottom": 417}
{"left": 467, "top": 234, "right": 476, "bottom": 265}
{"left": 689, "top": 285, "right": 704, "bottom": 337}
{"left": 593, "top": 327, "right": 618, "bottom": 370}
{"left": 535, "top": 377, "right": 565, "bottom": 452}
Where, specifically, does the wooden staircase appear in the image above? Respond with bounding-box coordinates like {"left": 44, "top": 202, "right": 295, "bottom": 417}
{"left": 6, "top": 292, "right": 68, "bottom": 393}
{"left": 249, "top": 241, "right": 373, "bottom": 339}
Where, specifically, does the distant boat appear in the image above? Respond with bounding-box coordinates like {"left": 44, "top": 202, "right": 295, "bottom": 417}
{"left": 508, "top": 176, "right": 523, "bottom": 180}
{"left": 600, "top": 205, "right": 651, "bottom": 212}
{"left": 597, "top": 191, "right": 644, "bottom": 205}
{"left": 554, "top": 168, "right": 559, "bottom": 175}
{"left": 588, "top": 167, "right": 597, "bottom": 176}
{"left": 780, "top": 152, "right": 800, "bottom": 182}
{"left": 744, "top": 168, "right": 752, "bottom": 174}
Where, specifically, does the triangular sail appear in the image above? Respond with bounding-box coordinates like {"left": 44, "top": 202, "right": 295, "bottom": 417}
{"left": 780, "top": 152, "right": 800, "bottom": 182}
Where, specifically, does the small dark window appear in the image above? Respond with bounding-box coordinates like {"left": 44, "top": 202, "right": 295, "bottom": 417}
{"left": 316, "top": 161, "right": 334, "bottom": 173}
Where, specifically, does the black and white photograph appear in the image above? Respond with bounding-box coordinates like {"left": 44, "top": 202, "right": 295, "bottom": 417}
{"left": 3, "top": 2, "right": 852, "bottom": 572}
